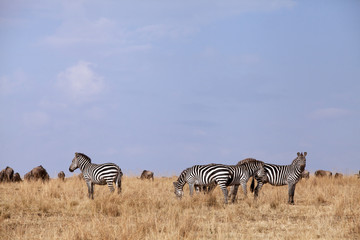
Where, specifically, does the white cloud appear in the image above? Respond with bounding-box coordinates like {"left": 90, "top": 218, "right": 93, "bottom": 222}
{"left": 43, "top": 17, "right": 121, "bottom": 46}
{"left": 41, "top": 0, "right": 295, "bottom": 48}
{"left": 309, "top": 108, "right": 351, "bottom": 120}
{"left": 56, "top": 61, "right": 104, "bottom": 102}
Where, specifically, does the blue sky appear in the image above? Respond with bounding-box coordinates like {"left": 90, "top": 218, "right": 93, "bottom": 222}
{"left": 1, "top": 0, "right": 360, "bottom": 177}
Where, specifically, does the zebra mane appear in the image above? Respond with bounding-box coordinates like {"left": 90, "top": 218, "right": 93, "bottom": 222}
{"left": 291, "top": 157, "right": 303, "bottom": 165}
{"left": 76, "top": 152, "right": 92, "bottom": 163}
{"left": 177, "top": 167, "right": 191, "bottom": 182}
{"left": 237, "top": 158, "right": 263, "bottom": 165}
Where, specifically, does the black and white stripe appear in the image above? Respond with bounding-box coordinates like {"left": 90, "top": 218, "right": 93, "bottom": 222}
{"left": 251, "top": 152, "right": 307, "bottom": 204}
{"left": 173, "top": 163, "right": 263, "bottom": 203}
{"left": 173, "top": 164, "right": 232, "bottom": 203}
{"left": 176, "top": 167, "right": 217, "bottom": 194}
{"left": 69, "top": 152, "right": 123, "bottom": 199}
{"left": 229, "top": 158, "right": 266, "bottom": 201}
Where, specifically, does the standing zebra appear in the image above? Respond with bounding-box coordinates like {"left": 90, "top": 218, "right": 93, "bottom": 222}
{"left": 173, "top": 163, "right": 265, "bottom": 204}
{"left": 250, "top": 152, "right": 307, "bottom": 205}
{"left": 229, "top": 158, "right": 266, "bottom": 201}
{"left": 69, "top": 152, "right": 123, "bottom": 199}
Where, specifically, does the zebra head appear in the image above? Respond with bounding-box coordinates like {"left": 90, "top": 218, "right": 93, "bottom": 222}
{"left": 69, "top": 152, "right": 84, "bottom": 172}
{"left": 69, "top": 152, "right": 92, "bottom": 172}
{"left": 173, "top": 181, "right": 184, "bottom": 199}
{"left": 294, "top": 152, "right": 307, "bottom": 171}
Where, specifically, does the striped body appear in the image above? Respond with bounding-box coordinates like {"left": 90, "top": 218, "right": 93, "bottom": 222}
{"left": 230, "top": 159, "right": 266, "bottom": 201}
{"left": 251, "top": 152, "right": 307, "bottom": 204}
{"left": 173, "top": 163, "right": 262, "bottom": 203}
{"left": 263, "top": 163, "right": 303, "bottom": 186}
{"left": 69, "top": 152, "right": 123, "bottom": 199}
{"left": 173, "top": 164, "right": 232, "bottom": 203}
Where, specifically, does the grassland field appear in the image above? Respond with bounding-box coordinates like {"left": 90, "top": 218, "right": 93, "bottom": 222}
{"left": 0, "top": 175, "right": 359, "bottom": 240}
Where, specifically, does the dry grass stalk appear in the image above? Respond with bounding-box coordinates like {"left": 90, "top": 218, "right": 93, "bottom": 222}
{"left": 0, "top": 175, "right": 359, "bottom": 239}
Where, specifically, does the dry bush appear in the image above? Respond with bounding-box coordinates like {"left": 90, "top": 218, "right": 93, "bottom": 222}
{"left": 0, "top": 175, "right": 359, "bottom": 239}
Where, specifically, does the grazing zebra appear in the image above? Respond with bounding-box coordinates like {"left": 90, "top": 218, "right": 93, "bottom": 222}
{"left": 173, "top": 164, "right": 232, "bottom": 203}
{"left": 176, "top": 167, "right": 217, "bottom": 195}
{"left": 250, "top": 152, "right": 307, "bottom": 205}
{"left": 229, "top": 158, "right": 266, "bottom": 201}
{"left": 69, "top": 152, "right": 123, "bottom": 199}
{"left": 173, "top": 163, "right": 265, "bottom": 204}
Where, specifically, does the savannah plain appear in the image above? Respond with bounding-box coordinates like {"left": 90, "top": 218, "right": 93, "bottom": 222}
{"left": 1, "top": 175, "right": 359, "bottom": 240}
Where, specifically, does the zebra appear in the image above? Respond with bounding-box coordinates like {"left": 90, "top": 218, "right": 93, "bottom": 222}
{"left": 250, "top": 152, "right": 307, "bottom": 205}
{"left": 229, "top": 158, "right": 266, "bottom": 201}
{"left": 173, "top": 164, "right": 232, "bottom": 203}
{"left": 173, "top": 163, "right": 265, "bottom": 204}
{"left": 176, "top": 167, "right": 217, "bottom": 195}
{"left": 69, "top": 152, "right": 123, "bottom": 199}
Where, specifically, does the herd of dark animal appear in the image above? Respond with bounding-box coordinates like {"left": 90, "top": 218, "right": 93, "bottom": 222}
{"left": 0, "top": 165, "right": 52, "bottom": 182}
{"left": 0, "top": 165, "right": 154, "bottom": 183}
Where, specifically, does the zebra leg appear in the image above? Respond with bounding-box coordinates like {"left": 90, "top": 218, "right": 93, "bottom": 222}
{"left": 86, "top": 181, "right": 93, "bottom": 199}
{"left": 230, "top": 185, "right": 239, "bottom": 203}
{"left": 241, "top": 180, "right": 247, "bottom": 197}
{"left": 202, "top": 185, "right": 208, "bottom": 194}
{"left": 115, "top": 171, "right": 122, "bottom": 194}
{"left": 228, "top": 185, "right": 234, "bottom": 198}
{"left": 220, "top": 186, "right": 229, "bottom": 204}
{"left": 189, "top": 183, "right": 195, "bottom": 196}
{"left": 117, "top": 180, "right": 122, "bottom": 194}
{"left": 87, "top": 181, "right": 94, "bottom": 199}
{"left": 254, "top": 180, "right": 263, "bottom": 199}
{"left": 107, "top": 181, "right": 115, "bottom": 193}
{"left": 288, "top": 183, "right": 296, "bottom": 204}
{"left": 194, "top": 185, "right": 201, "bottom": 194}
{"left": 91, "top": 183, "right": 95, "bottom": 199}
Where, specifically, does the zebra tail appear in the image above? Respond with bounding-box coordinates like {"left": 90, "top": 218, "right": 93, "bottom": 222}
{"left": 250, "top": 177, "right": 255, "bottom": 193}
{"left": 115, "top": 169, "right": 123, "bottom": 192}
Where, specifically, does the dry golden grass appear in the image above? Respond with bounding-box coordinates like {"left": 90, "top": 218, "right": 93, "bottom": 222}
{"left": 1, "top": 176, "right": 360, "bottom": 239}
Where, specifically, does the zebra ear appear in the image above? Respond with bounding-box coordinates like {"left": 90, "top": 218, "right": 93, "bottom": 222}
{"left": 297, "top": 152, "right": 300, "bottom": 156}
{"left": 304, "top": 152, "right": 307, "bottom": 156}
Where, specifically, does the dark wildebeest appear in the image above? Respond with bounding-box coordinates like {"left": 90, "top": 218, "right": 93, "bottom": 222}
{"left": 301, "top": 170, "right": 310, "bottom": 179}
{"left": 24, "top": 165, "right": 50, "bottom": 181}
{"left": 140, "top": 170, "right": 154, "bottom": 181}
{"left": 315, "top": 170, "right": 332, "bottom": 177}
{"left": 0, "top": 166, "right": 14, "bottom": 182}
{"left": 0, "top": 169, "right": 5, "bottom": 182}
{"left": 58, "top": 171, "right": 65, "bottom": 181}
{"left": 24, "top": 171, "right": 33, "bottom": 181}
{"left": 334, "top": 173, "right": 343, "bottom": 178}
{"left": 12, "top": 172, "right": 22, "bottom": 182}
